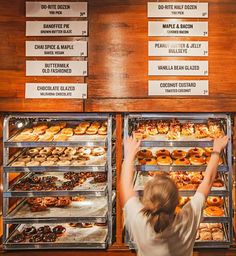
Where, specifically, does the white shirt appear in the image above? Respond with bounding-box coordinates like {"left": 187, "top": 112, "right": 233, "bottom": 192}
{"left": 124, "top": 192, "right": 205, "bottom": 256}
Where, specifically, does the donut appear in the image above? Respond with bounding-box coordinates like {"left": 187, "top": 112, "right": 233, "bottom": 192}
{"left": 92, "top": 147, "right": 106, "bottom": 156}
{"left": 206, "top": 156, "right": 223, "bottom": 165}
{"left": 42, "top": 232, "right": 57, "bottom": 242}
{"left": 188, "top": 147, "right": 205, "bottom": 157}
{"left": 57, "top": 160, "right": 71, "bottom": 166}
{"left": 11, "top": 161, "right": 25, "bottom": 167}
{"left": 212, "top": 228, "right": 224, "bottom": 241}
{"left": 157, "top": 156, "right": 172, "bottom": 165}
{"left": 72, "top": 196, "right": 85, "bottom": 202}
{"left": 199, "top": 228, "right": 212, "bottom": 240}
{"left": 204, "top": 147, "right": 213, "bottom": 157}
{"left": 64, "top": 147, "right": 77, "bottom": 155}
{"left": 207, "top": 196, "right": 223, "bottom": 207}
{"left": 37, "top": 225, "right": 51, "bottom": 234}
{"left": 171, "top": 150, "right": 187, "bottom": 159}
{"left": 71, "top": 160, "right": 85, "bottom": 166}
{"left": 94, "top": 173, "right": 107, "bottom": 183}
{"left": 47, "top": 155, "right": 59, "bottom": 162}
{"left": 156, "top": 149, "right": 170, "bottom": 157}
{"left": 136, "top": 149, "right": 153, "bottom": 159}
{"left": 34, "top": 154, "right": 47, "bottom": 163}
{"left": 189, "top": 155, "right": 206, "bottom": 165}
{"left": 22, "top": 226, "right": 37, "bottom": 237}
{"left": 29, "top": 233, "right": 44, "bottom": 242}
{"left": 52, "top": 225, "right": 66, "bottom": 236}
{"left": 69, "top": 223, "right": 81, "bottom": 228}
{"left": 145, "top": 157, "right": 157, "bottom": 165}
{"left": 208, "top": 223, "right": 222, "bottom": 229}
{"left": 59, "top": 154, "right": 72, "bottom": 161}
{"left": 44, "top": 197, "right": 58, "bottom": 207}
{"left": 41, "top": 160, "right": 55, "bottom": 166}
{"left": 179, "top": 184, "right": 197, "bottom": 190}
{"left": 27, "top": 148, "right": 39, "bottom": 157}
{"left": 30, "top": 204, "right": 48, "bottom": 212}
{"left": 199, "top": 223, "right": 208, "bottom": 230}
{"left": 18, "top": 155, "right": 31, "bottom": 163}
{"left": 204, "top": 206, "right": 224, "bottom": 217}
{"left": 46, "top": 125, "right": 61, "bottom": 135}
{"left": 173, "top": 158, "right": 190, "bottom": 166}
{"left": 55, "top": 197, "right": 71, "bottom": 207}
{"left": 9, "top": 233, "right": 26, "bottom": 243}
{"left": 26, "top": 161, "right": 40, "bottom": 167}
{"left": 27, "top": 197, "right": 43, "bottom": 205}
{"left": 39, "top": 148, "right": 52, "bottom": 156}
{"left": 81, "top": 223, "right": 93, "bottom": 228}
{"left": 212, "top": 179, "right": 224, "bottom": 187}
{"left": 95, "top": 223, "right": 107, "bottom": 227}
{"left": 52, "top": 147, "right": 65, "bottom": 155}
{"left": 61, "top": 128, "right": 74, "bottom": 136}
{"left": 57, "top": 122, "right": 67, "bottom": 129}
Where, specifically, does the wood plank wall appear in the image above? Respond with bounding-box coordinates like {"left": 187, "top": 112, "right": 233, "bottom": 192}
{"left": 0, "top": 0, "right": 235, "bottom": 112}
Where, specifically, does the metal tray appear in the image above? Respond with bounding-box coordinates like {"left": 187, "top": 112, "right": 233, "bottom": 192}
{"left": 5, "top": 197, "right": 108, "bottom": 224}
{"left": 4, "top": 223, "right": 108, "bottom": 250}
{"left": 134, "top": 172, "right": 228, "bottom": 197}
{"left": 6, "top": 172, "right": 107, "bottom": 197}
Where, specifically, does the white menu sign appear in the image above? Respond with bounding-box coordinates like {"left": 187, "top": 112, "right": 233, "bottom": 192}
{"left": 26, "top": 41, "right": 87, "bottom": 57}
{"left": 148, "top": 21, "right": 208, "bottom": 37}
{"left": 26, "top": 2, "right": 88, "bottom": 17}
{"left": 148, "top": 80, "right": 209, "bottom": 96}
{"left": 26, "top": 21, "right": 88, "bottom": 36}
{"left": 25, "top": 83, "right": 87, "bottom": 99}
{"left": 26, "top": 61, "right": 87, "bottom": 76}
{"left": 148, "top": 2, "right": 208, "bottom": 18}
{"left": 148, "top": 60, "right": 208, "bottom": 76}
{"left": 149, "top": 41, "right": 208, "bottom": 57}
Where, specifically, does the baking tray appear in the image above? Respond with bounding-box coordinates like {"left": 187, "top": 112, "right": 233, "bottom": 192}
{"left": 5, "top": 197, "right": 108, "bottom": 224}
{"left": 135, "top": 147, "right": 228, "bottom": 173}
{"left": 134, "top": 172, "right": 228, "bottom": 197}
{"left": 6, "top": 172, "right": 107, "bottom": 197}
{"left": 4, "top": 223, "right": 108, "bottom": 250}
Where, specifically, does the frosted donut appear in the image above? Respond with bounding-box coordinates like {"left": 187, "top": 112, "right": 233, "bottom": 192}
{"left": 171, "top": 150, "right": 187, "bottom": 159}
{"left": 188, "top": 147, "right": 205, "bottom": 157}
{"left": 57, "top": 160, "right": 71, "bottom": 166}
{"left": 136, "top": 149, "right": 153, "bottom": 159}
{"left": 206, "top": 156, "right": 223, "bottom": 165}
{"left": 92, "top": 147, "right": 106, "bottom": 156}
{"left": 156, "top": 149, "right": 170, "bottom": 157}
{"left": 26, "top": 161, "right": 40, "bottom": 166}
{"left": 204, "top": 206, "right": 224, "bottom": 217}
{"left": 157, "top": 156, "right": 172, "bottom": 165}
{"left": 207, "top": 196, "right": 223, "bottom": 207}
{"left": 189, "top": 155, "right": 206, "bottom": 166}
{"left": 204, "top": 147, "right": 213, "bottom": 157}
{"left": 173, "top": 158, "right": 190, "bottom": 166}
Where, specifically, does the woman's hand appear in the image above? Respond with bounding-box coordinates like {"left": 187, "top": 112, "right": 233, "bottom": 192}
{"left": 123, "top": 133, "right": 141, "bottom": 163}
{"left": 213, "top": 136, "right": 229, "bottom": 153}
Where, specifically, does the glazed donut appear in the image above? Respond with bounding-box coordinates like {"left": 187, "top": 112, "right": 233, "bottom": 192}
{"left": 157, "top": 156, "right": 172, "bottom": 165}
{"left": 27, "top": 148, "right": 39, "bottom": 157}
{"left": 204, "top": 206, "right": 224, "bottom": 217}
{"left": 189, "top": 155, "right": 206, "bottom": 166}
{"left": 171, "top": 150, "right": 187, "bottom": 159}
{"left": 188, "top": 147, "right": 205, "bottom": 157}
{"left": 22, "top": 226, "right": 37, "bottom": 237}
{"left": 27, "top": 197, "right": 43, "bottom": 205}
{"left": 42, "top": 232, "right": 57, "bottom": 242}
{"left": 9, "top": 233, "right": 26, "bottom": 243}
{"left": 207, "top": 196, "right": 223, "bottom": 207}
{"left": 57, "top": 160, "right": 71, "bottom": 166}
{"left": 47, "top": 155, "right": 59, "bottom": 162}
{"left": 81, "top": 223, "right": 93, "bottom": 228}
{"left": 52, "top": 225, "right": 66, "bottom": 236}
{"left": 156, "top": 149, "right": 170, "bottom": 157}
{"left": 145, "top": 157, "right": 157, "bottom": 165}
{"left": 92, "top": 147, "right": 106, "bottom": 156}
{"left": 55, "top": 197, "right": 71, "bottom": 207}
{"left": 52, "top": 147, "right": 65, "bottom": 155}
{"left": 77, "top": 147, "right": 92, "bottom": 156}
{"left": 11, "top": 161, "right": 25, "bottom": 167}
{"left": 212, "top": 179, "right": 224, "bottom": 187}
{"left": 136, "top": 149, "right": 153, "bottom": 159}
{"left": 64, "top": 147, "right": 77, "bottom": 156}
{"left": 41, "top": 160, "right": 55, "bottom": 166}
{"left": 204, "top": 147, "right": 213, "bottom": 157}
{"left": 206, "top": 156, "right": 223, "bottom": 165}
{"left": 44, "top": 197, "right": 58, "bottom": 207}
{"left": 173, "top": 158, "right": 190, "bottom": 166}
{"left": 18, "top": 155, "right": 31, "bottom": 163}
{"left": 34, "top": 154, "right": 47, "bottom": 163}
{"left": 59, "top": 154, "right": 72, "bottom": 161}
{"left": 26, "top": 161, "right": 40, "bottom": 167}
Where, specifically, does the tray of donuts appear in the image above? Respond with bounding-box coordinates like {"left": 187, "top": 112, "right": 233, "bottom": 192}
{"left": 195, "top": 223, "right": 230, "bottom": 247}
{"left": 134, "top": 171, "right": 227, "bottom": 196}
{"left": 176, "top": 196, "right": 229, "bottom": 222}
{"left": 8, "top": 172, "right": 107, "bottom": 196}
{"left": 4, "top": 223, "right": 108, "bottom": 249}
{"left": 7, "top": 121, "right": 108, "bottom": 146}
{"left": 6, "top": 196, "right": 108, "bottom": 222}
{"left": 135, "top": 147, "right": 227, "bottom": 171}
{"left": 132, "top": 118, "right": 225, "bottom": 142}
{"left": 7, "top": 146, "right": 107, "bottom": 171}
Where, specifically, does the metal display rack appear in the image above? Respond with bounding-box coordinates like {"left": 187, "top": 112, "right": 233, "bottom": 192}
{"left": 124, "top": 113, "right": 233, "bottom": 249}
{"left": 2, "top": 113, "right": 114, "bottom": 250}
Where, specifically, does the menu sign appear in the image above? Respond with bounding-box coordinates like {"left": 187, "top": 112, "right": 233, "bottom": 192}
{"left": 148, "top": 2, "right": 208, "bottom": 18}
{"left": 26, "top": 61, "right": 87, "bottom": 76}
{"left": 148, "top": 41, "right": 208, "bottom": 57}
{"left": 26, "top": 41, "right": 87, "bottom": 57}
{"left": 148, "top": 21, "right": 208, "bottom": 37}
{"left": 26, "top": 21, "right": 88, "bottom": 36}
{"left": 148, "top": 60, "right": 208, "bottom": 76}
{"left": 148, "top": 80, "right": 209, "bottom": 96}
{"left": 25, "top": 83, "right": 87, "bottom": 99}
{"left": 26, "top": 2, "right": 87, "bottom": 17}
